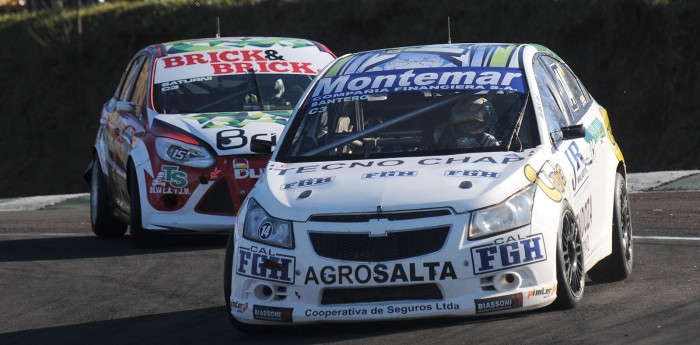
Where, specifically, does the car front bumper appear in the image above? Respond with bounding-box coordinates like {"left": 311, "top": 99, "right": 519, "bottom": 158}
{"left": 228, "top": 214, "right": 559, "bottom": 324}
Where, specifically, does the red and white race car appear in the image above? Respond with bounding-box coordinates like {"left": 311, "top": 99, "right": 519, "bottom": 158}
{"left": 84, "top": 37, "right": 335, "bottom": 246}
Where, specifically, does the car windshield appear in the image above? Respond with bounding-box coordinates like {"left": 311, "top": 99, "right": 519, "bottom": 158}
{"left": 278, "top": 86, "right": 537, "bottom": 162}
{"left": 152, "top": 73, "right": 314, "bottom": 114}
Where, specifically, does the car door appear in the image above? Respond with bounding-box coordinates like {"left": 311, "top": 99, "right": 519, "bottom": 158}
{"left": 107, "top": 54, "right": 150, "bottom": 212}
{"left": 532, "top": 57, "right": 596, "bottom": 256}
{"left": 543, "top": 56, "right": 611, "bottom": 259}
{"left": 538, "top": 55, "right": 603, "bottom": 257}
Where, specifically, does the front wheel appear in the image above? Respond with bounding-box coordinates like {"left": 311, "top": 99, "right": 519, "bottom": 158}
{"left": 553, "top": 206, "right": 585, "bottom": 309}
{"left": 588, "top": 173, "right": 633, "bottom": 282}
{"left": 90, "top": 155, "right": 127, "bottom": 237}
{"left": 129, "top": 166, "right": 163, "bottom": 247}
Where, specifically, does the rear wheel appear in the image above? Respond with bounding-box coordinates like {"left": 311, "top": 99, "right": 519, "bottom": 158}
{"left": 588, "top": 173, "right": 633, "bottom": 282}
{"left": 90, "top": 155, "right": 127, "bottom": 237}
{"left": 224, "top": 232, "right": 275, "bottom": 334}
{"left": 129, "top": 166, "right": 163, "bottom": 247}
{"left": 553, "top": 206, "right": 585, "bottom": 309}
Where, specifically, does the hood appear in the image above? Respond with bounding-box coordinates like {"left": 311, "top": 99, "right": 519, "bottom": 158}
{"left": 153, "top": 111, "right": 291, "bottom": 155}
{"left": 254, "top": 149, "right": 546, "bottom": 221}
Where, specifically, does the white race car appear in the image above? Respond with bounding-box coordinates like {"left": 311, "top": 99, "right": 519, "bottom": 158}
{"left": 224, "top": 43, "right": 633, "bottom": 332}
{"left": 84, "top": 37, "right": 335, "bottom": 246}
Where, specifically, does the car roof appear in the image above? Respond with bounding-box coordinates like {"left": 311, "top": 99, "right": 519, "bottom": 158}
{"left": 325, "top": 43, "right": 557, "bottom": 76}
{"left": 157, "top": 36, "right": 334, "bottom": 57}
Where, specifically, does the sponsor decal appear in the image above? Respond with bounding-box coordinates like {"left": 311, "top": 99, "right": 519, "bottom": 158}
{"left": 310, "top": 67, "right": 525, "bottom": 104}
{"left": 585, "top": 118, "right": 606, "bottom": 144}
{"left": 234, "top": 159, "right": 264, "bottom": 180}
{"left": 524, "top": 161, "right": 565, "bottom": 202}
{"left": 564, "top": 141, "right": 590, "bottom": 192}
{"left": 209, "top": 167, "right": 222, "bottom": 179}
{"left": 217, "top": 129, "right": 278, "bottom": 150}
{"left": 271, "top": 155, "right": 523, "bottom": 176}
{"left": 599, "top": 108, "right": 624, "bottom": 161}
{"left": 160, "top": 76, "right": 213, "bottom": 92}
{"left": 149, "top": 165, "right": 191, "bottom": 195}
{"left": 253, "top": 305, "right": 293, "bottom": 322}
{"left": 305, "top": 302, "right": 460, "bottom": 319}
{"left": 236, "top": 246, "right": 295, "bottom": 284}
{"left": 304, "top": 261, "right": 457, "bottom": 285}
{"left": 527, "top": 284, "right": 557, "bottom": 299}
{"left": 445, "top": 170, "right": 500, "bottom": 178}
{"left": 281, "top": 176, "right": 335, "bottom": 190}
{"left": 475, "top": 293, "right": 523, "bottom": 314}
{"left": 577, "top": 196, "right": 593, "bottom": 253}
{"left": 230, "top": 300, "right": 249, "bottom": 314}
{"left": 183, "top": 112, "right": 290, "bottom": 130}
{"left": 471, "top": 234, "right": 547, "bottom": 275}
{"left": 160, "top": 49, "right": 318, "bottom": 76}
{"left": 362, "top": 170, "right": 417, "bottom": 179}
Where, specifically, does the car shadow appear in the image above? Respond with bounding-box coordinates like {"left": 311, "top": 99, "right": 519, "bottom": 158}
{"left": 0, "top": 233, "right": 228, "bottom": 262}
{"left": 0, "top": 306, "right": 544, "bottom": 345}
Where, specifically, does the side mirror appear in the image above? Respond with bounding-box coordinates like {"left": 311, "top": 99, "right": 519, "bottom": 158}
{"left": 561, "top": 124, "right": 585, "bottom": 140}
{"left": 250, "top": 137, "right": 273, "bottom": 154}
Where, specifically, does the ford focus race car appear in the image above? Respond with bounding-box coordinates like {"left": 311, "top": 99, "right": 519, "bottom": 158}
{"left": 224, "top": 43, "right": 633, "bottom": 332}
{"left": 84, "top": 37, "right": 335, "bottom": 246}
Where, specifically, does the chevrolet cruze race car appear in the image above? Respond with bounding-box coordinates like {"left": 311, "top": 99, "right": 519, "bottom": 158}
{"left": 224, "top": 43, "right": 633, "bottom": 332}
{"left": 84, "top": 37, "right": 335, "bottom": 246}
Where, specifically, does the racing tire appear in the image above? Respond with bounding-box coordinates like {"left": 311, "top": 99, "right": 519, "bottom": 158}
{"left": 129, "top": 166, "right": 164, "bottom": 247}
{"left": 553, "top": 206, "right": 585, "bottom": 309}
{"left": 224, "top": 232, "right": 276, "bottom": 334}
{"left": 587, "top": 173, "right": 633, "bottom": 282}
{"left": 90, "top": 155, "right": 127, "bottom": 237}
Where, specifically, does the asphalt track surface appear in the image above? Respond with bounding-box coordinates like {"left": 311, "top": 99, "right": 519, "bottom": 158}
{"left": 0, "top": 192, "right": 698, "bottom": 345}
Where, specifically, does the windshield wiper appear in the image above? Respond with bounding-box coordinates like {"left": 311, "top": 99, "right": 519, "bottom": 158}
{"left": 301, "top": 94, "right": 461, "bottom": 157}
{"left": 506, "top": 93, "right": 530, "bottom": 152}
{"left": 248, "top": 68, "right": 265, "bottom": 110}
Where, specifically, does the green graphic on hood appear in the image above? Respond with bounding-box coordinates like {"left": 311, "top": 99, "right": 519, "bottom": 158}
{"left": 167, "top": 37, "right": 314, "bottom": 54}
{"left": 182, "top": 111, "right": 292, "bottom": 129}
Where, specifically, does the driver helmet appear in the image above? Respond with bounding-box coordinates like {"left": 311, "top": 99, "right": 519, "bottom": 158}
{"left": 450, "top": 96, "right": 496, "bottom": 136}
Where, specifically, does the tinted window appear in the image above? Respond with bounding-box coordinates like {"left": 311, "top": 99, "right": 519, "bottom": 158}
{"left": 542, "top": 56, "right": 589, "bottom": 122}
{"left": 130, "top": 57, "right": 151, "bottom": 120}
{"left": 534, "top": 59, "right": 569, "bottom": 142}
{"left": 119, "top": 56, "right": 146, "bottom": 101}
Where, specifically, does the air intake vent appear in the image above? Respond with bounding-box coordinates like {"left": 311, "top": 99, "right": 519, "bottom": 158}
{"left": 196, "top": 179, "right": 234, "bottom": 215}
{"left": 309, "top": 209, "right": 451, "bottom": 222}
{"left": 309, "top": 226, "right": 449, "bottom": 262}
{"left": 321, "top": 284, "right": 443, "bottom": 305}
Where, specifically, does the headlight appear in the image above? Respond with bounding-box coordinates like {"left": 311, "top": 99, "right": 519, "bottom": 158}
{"left": 242, "top": 199, "right": 293, "bottom": 249}
{"left": 468, "top": 184, "right": 536, "bottom": 240}
{"left": 155, "top": 137, "right": 214, "bottom": 168}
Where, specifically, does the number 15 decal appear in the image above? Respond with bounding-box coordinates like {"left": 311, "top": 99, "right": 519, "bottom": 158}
{"left": 217, "top": 129, "right": 277, "bottom": 150}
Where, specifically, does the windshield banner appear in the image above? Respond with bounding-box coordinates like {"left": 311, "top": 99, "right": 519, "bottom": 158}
{"left": 155, "top": 48, "right": 332, "bottom": 84}
{"left": 309, "top": 67, "right": 526, "bottom": 103}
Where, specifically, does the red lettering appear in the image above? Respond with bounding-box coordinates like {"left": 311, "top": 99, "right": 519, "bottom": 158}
{"left": 162, "top": 56, "right": 184, "bottom": 68}
{"left": 234, "top": 62, "right": 254, "bottom": 73}
{"left": 268, "top": 61, "right": 290, "bottom": 73}
{"left": 290, "top": 62, "right": 316, "bottom": 74}
{"left": 257, "top": 61, "right": 270, "bottom": 73}
{"left": 241, "top": 50, "right": 265, "bottom": 61}
{"left": 207, "top": 51, "right": 221, "bottom": 63}
{"left": 212, "top": 63, "right": 235, "bottom": 75}
{"left": 184, "top": 53, "right": 208, "bottom": 66}
{"left": 219, "top": 51, "right": 240, "bottom": 62}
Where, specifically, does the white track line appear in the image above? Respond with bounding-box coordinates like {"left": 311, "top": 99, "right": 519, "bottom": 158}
{"left": 632, "top": 235, "right": 700, "bottom": 241}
